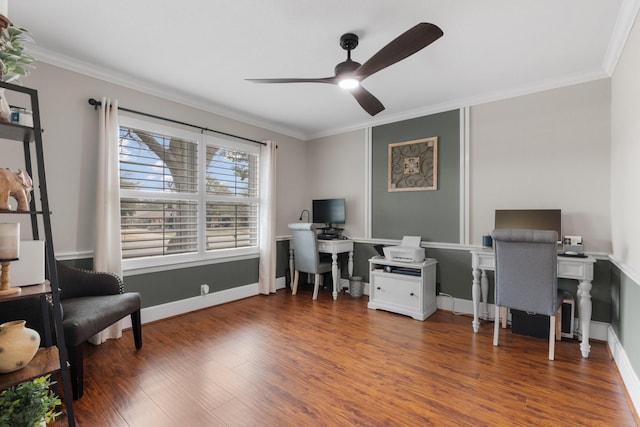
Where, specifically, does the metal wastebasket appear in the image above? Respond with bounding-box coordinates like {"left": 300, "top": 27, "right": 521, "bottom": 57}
{"left": 349, "top": 276, "right": 364, "bottom": 298}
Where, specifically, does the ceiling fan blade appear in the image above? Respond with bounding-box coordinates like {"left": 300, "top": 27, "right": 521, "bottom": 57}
{"left": 351, "top": 86, "right": 385, "bottom": 116}
{"left": 356, "top": 23, "right": 443, "bottom": 80}
{"left": 246, "top": 77, "right": 336, "bottom": 84}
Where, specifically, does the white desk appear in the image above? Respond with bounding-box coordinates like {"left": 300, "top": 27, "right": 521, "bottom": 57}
{"left": 289, "top": 239, "right": 354, "bottom": 300}
{"left": 470, "top": 248, "right": 596, "bottom": 358}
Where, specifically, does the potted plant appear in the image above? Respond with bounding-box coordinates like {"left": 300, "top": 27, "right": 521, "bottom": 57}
{"left": 0, "top": 24, "right": 35, "bottom": 84}
{"left": 0, "top": 375, "right": 61, "bottom": 427}
{"left": 0, "top": 23, "right": 35, "bottom": 122}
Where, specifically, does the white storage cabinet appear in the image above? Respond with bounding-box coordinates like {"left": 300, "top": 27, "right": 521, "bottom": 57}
{"left": 368, "top": 256, "right": 437, "bottom": 321}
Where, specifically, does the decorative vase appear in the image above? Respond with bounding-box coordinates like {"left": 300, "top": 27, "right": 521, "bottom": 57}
{"left": 0, "top": 320, "right": 40, "bottom": 373}
{"left": 0, "top": 89, "right": 10, "bottom": 123}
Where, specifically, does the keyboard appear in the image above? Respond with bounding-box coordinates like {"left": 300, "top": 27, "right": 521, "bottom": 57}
{"left": 318, "top": 235, "right": 336, "bottom": 240}
{"left": 558, "top": 252, "right": 588, "bottom": 258}
{"left": 318, "top": 235, "right": 347, "bottom": 240}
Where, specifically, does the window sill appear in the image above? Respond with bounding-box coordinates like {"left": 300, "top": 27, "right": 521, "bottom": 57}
{"left": 123, "top": 249, "right": 259, "bottom": 276}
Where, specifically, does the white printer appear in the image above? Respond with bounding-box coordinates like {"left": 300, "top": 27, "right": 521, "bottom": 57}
{"left": 382, "top": 236, "right": 425, "bottom": 263}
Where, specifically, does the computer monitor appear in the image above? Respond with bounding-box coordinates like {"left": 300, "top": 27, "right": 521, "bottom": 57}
{"left": 312, "top": 198, "right": 346, "bottom": 225}
{"left": 494, "top": 209, "right": 562, "bottom": 243}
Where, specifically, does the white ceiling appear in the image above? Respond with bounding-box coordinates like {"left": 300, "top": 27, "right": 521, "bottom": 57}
{"left": 9, "top": 0, "right": 636, "bottom": 140}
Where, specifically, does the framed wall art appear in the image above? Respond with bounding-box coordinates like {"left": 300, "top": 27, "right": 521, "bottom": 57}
{"left": 388, "top": 136, "right": 438, "bottom": 192}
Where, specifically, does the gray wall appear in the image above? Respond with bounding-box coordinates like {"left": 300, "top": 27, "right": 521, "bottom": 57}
{"left": 305, "top": 130, "right": 367, "bottom": 239}
{"left": 125, "top": 259, "right": 259, "bottom": 308}
{"left": 610, "top": 9, "right": 640, "bottom": 375}
{"left": 23, "top": 62, "right": 307, "bottom": 257}
{"left": 371, "top": 110, "right": 460, "bottom": 241}
{"left": 19, "top": 62, "right": 307, "bottom": 308}
{"left": 610, "top": 267, "right": 640, "bottom": 363}
{"left": 304, "top": 80, "right": 613, "bottom": 325}
{"left": 469, "top": 79, "right": 611, "bottom": 252}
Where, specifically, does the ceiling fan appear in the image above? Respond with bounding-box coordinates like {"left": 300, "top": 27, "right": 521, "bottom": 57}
{"left": 246, "top": 22, "right": 443, "bottom": 116}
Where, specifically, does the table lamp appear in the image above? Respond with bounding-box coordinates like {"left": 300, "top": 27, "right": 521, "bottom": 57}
{"left": 0, "top": 223, "right": 20, "bottom": 296}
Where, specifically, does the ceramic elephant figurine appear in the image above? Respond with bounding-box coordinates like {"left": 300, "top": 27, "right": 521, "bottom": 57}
{"left": 0, "top": 168, "right": 33, "bottom": 211}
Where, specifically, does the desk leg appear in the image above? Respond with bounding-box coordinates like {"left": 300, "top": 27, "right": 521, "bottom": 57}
{"left": 348, "top": 251, "right": 354, "bottom": 278}
{"left": 289, "top": 248, "right": 295, "bottom": 292}
{"left": 577, "top": 279, "right": 592, "bottom": 358}
{"left": 472, "top": 267, "right": 481, "bottom": 333}
{"left": 481, "top": 270, "right": 489, "bottom": 320}
{"left": 331, "top": 253, "right": 339, "bottom": 300}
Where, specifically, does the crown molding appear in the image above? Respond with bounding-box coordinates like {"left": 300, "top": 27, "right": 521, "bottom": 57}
{"left": 308, "top": 68, "right": 609, "bottom": 140}
{"left": 29, "top": 45, "right": 308, "bottom": 141}
{"left": 29, "top": 36, "right": 617, "bottom": 143}
{"left": 602, "top": 0, "right": 640, "bottom": 75}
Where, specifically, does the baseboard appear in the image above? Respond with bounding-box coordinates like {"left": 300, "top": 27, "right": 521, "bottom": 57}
{"left": 121, "top": 278, "right": 289, "bottom": 329}
{"left": 588, "top": 320, "right": 610, "bottom": 342}
{"left": 436, "top": 294, "right": 475, "bottom": 316}
{"left": 608, "top": 325, "right": 640, "bottom": 416}
{"left": 120, "top": 282, "right": 260, "bottom": 328}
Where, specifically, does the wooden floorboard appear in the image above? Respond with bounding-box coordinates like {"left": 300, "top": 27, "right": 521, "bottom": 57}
{"left": 54, "top": 287, "right": 639, "bottom": 426}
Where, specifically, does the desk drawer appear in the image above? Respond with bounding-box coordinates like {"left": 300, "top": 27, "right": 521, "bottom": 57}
{"left": 557, "top": 260, "right": 587, "bottom": 279}
{"left": 371, "top": 272, "right": 420, "bottom": 310}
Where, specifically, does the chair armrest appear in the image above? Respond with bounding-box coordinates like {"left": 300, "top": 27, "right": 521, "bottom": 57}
{"left": 56, "top": 261, "right": 123, "bottom": 300}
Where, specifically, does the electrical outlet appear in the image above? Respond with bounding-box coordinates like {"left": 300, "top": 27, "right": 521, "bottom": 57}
{"left": 200, "top": 284, "right": 209, "bottom": 295}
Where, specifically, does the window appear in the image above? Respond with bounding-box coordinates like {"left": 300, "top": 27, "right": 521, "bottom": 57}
{"left": 118, "top": 117, "right": 260, "bottom": 270}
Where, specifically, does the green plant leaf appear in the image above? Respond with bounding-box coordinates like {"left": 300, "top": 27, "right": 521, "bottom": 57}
{"left": 0, "top": 23, "right": 37, "bottom": 84}
{"left": 0, "top": 375, "right": 61, "bottom": 426}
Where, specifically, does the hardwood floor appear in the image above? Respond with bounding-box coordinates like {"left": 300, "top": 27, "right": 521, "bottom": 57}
{"left": 54, "top": 287, "right": 638, "bottom": 426}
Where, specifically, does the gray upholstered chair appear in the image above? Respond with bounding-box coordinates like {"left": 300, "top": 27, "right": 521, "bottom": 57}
{"left": 57, "top": 261, "right": 142, "bottom": 399}
{"left": 491, "top": 229, "right": 562, "bottom": 360}
{"left": 288, "top": 223, "right": 332, "bottom": 300}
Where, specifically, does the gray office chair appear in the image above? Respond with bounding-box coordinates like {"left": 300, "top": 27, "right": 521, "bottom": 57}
{"left": 288, "top": 223, "right": 332, "bottom": 300}
{"left": 491, "top": 229, "right": 562, "bottom": 360}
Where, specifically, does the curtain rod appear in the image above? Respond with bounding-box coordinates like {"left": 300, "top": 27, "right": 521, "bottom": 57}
{"left": 87, "top": 98, "right": 266, "bottom": 146}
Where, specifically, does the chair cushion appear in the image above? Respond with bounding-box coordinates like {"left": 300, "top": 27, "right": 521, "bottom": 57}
{"left": 62, "top": 293, "right": 141, "bottom": 346}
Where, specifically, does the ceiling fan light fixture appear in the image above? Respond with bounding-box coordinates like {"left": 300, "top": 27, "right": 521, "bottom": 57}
{"left": 338, "top": 77, "right": 359, "bottom": 90}
{"left": 246, "top": 23, "right": 443, "bottom": 116}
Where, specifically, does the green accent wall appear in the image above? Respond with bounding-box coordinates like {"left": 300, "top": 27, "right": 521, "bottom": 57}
{"left": 62, "top": 240, "right": 291, "bottom": 310}
{"left": 61, "top": 257, "right": 258, "bottom": 309}
{"left": 371, "top": 110, "right": 460, "bottom": 241}
{"left": 610, "top": 265, "right": 640, "bottom": 376}
{"left": 66, "top": 250, "right": 316, "bottom": 307}
{"left": 276, "top": 239, "right": 290, "bottom": 279}
{"left": 119, "top": 259, "right": 259, "bottom": 308}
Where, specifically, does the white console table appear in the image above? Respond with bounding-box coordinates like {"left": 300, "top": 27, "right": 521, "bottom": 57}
{"left": 289, "top": 239, "right": 354, "bottom": 300}
{"left": 368, "top": 256, "right": 437, "bottom": 321}
{"left": 470, "top": 248, "right": 596, "bottom": 358}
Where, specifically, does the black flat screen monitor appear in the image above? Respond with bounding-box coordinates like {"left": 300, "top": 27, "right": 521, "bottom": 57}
{"left": 494, "top": 209, "right": 562, "bottom": 243}
{"left": 312, "top": 198, "right": 346, "bottom": 225}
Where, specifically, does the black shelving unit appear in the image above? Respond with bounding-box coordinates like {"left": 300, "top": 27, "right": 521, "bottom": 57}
{"left": 0, "top": 81, "right": 75, "bottom": 426}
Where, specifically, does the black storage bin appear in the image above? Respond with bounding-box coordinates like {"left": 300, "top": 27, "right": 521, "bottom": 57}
{"left": 511, "top": 309, "right": 549, "bottom": 339}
